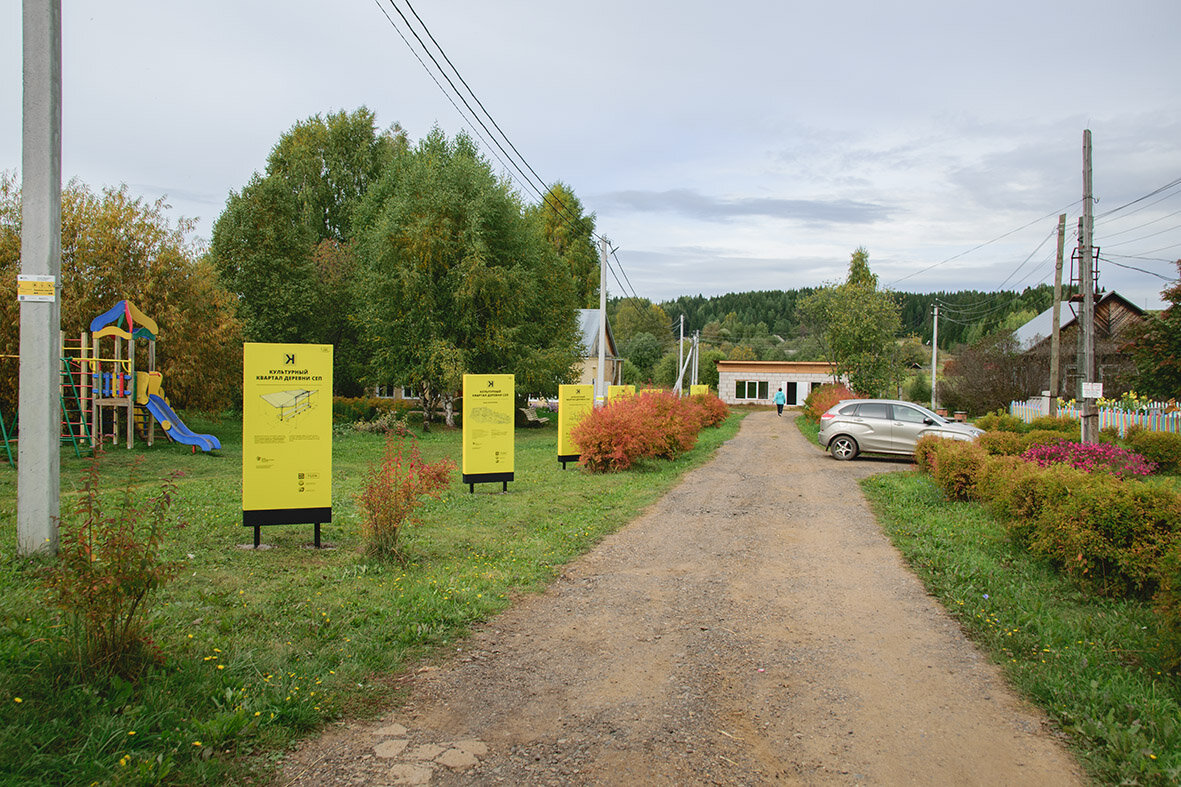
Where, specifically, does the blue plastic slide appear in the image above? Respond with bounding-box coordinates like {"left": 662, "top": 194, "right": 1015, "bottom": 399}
{"left": 143, "top": 394, "right": 221, "bottom": 452}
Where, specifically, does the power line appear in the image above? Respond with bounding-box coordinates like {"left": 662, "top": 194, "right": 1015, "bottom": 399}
{"left": 1098, "top": 256, "right": 1174, "bottom": 282}
{"left": 887, "top": 202, "right": 1082, "bottom": 288}
{"left": 376, "top": 0, "right": 603, "bottom": 243}
{"left": 1094, "top": 175, "right": 1181, "bottom": 221}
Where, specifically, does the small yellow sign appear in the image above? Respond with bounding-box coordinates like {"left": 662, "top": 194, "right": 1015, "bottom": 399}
{"left": 242, "top": 343, "right": 333, "bottom": 530}
{"left": 17, "top": 275, "right": 56, "bottom": 302}
{"left": 558, "top": 384, "right": 593, "bottom": 462}
{"left": 607, "top": 384, "right": 635, "bottom": 403}
{"left": 690, "top": 384, "right": 709, "bottom": 396}
{"left": 462, "top": 374, "right": 514, "bottom": 485}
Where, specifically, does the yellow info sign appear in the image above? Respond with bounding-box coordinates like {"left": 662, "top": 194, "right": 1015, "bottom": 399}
{"left": 690, "top": 384, "right": 710, "bottom": 396}
{"left": 462, "top": 374, "right": 514, "bottom": 491}
{"left": 242, "top": 343, "right": 333, "bottom": 546}
{"left": 607, "top": 384, "right": 635, "bottom": 403}
{"left": 558, "top": 384, "right": 593, "bottom": 467}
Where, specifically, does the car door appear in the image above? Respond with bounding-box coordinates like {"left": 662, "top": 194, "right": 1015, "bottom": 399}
{"left": 845, "top": 402, "right": 893, "bottom": 452}
{"left": 888, "top": 403, "right": 932, "bottom": 453}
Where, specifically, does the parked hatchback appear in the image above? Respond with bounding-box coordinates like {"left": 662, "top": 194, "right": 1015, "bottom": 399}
{"left": 817, "top": 399, "right": 983, "bottom": 460}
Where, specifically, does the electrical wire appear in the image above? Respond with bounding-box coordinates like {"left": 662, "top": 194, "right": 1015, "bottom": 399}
{"left": 886, "top": 202, "right": 1082, "bottom": 288}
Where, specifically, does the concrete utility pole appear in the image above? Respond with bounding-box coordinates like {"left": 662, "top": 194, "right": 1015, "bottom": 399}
{"left": 596, "top": 237, "right": 608, "bottom": 404}
{"left": 675, "top": 314, "right": 684, "bottom": 394}
{"left": 691, "top": 332, "right": 699, "bottom": 386}
{"left": 1049, "top": 213, "right": 1066, "bottom": 416}
{"left": 18, "top": 0, "right": 62, "bottom": 556}
{"left": 1080, "top": 131, "right": 1098, "bottom": 443}
{"left": 929, "top": 303, "right": 938, "bottom": 411}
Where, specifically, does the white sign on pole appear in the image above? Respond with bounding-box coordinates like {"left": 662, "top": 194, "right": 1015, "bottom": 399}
{"left": 1081, "top": 382, "right": 1103, "bottom": 400}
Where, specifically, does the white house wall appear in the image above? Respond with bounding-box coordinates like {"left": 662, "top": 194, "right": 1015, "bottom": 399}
{"left": 717, "top": 369, "right": 840, "bottom": 406}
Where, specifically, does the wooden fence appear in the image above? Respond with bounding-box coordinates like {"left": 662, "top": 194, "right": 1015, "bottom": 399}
{"left": 1010, "top": 400, "right": 1181, "bottom": 436}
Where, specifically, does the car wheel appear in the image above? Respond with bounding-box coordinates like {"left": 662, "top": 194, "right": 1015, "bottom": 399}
{"left": 828, "top": 435, "right": 858, "bottom": 461}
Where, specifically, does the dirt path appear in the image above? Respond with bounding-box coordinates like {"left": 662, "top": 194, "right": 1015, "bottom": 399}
{"left": 280, "top": 412, "right": 1084, "bottom": 785}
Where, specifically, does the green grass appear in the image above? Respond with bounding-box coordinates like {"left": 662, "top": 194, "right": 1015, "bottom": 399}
{"left": 0, "top": 411, "right": 744, "bottom": 785}
{"left": 862, "top": 471, "right": 1181, "bottom": 786}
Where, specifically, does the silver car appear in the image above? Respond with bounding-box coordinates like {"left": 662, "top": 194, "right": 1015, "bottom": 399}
{"left": 817, "top": 399, "right": 983, "bottom": 460}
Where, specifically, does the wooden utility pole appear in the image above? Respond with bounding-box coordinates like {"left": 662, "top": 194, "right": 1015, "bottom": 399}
{"left": 929, "top": 303, "right": 938, "bottom": 411}
{"left": 1049, "top": 214, "right": 1066, "bottom": 416}
{"left": 1080, "top": 130, "right": 1098, "bottom": 443}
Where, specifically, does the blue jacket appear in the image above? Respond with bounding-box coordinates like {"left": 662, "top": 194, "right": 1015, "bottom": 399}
{"left": 774, "top": 390, "right": 786, "bottom": 405}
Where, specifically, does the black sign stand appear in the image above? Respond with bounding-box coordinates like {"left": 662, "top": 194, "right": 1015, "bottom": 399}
{"left": 462, "top": 472, "right": 513, "bottom": 493}
{"left": 243, "top": 506, "right": 332, "bottom": 548}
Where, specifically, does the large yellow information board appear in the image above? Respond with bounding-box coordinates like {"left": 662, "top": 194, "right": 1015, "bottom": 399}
{"left": 557, "top": 384, "right": 593, "bottom": 467}
{"left": 242, "top": 343, "right": 333, "bottom": 546}
{"left": 462, "top": 374, "right": 514, "bottom": 491}
{"left": 607, "top": 384, "right": 635, "bottom": 403}
{"left": 690, "top": 384, "right": 710, "bottom": 396}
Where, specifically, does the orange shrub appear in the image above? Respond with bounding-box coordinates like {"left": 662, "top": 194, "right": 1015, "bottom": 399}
{"left": 572, "top": 392, "right": 726, "bottom": 472}
{"left": 803, "top": 383, "right": 858, "bottom": 422}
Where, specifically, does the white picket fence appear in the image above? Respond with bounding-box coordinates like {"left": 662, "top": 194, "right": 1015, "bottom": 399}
{"left": 1009, "top": 400, "right": 1181, "bottom": 436}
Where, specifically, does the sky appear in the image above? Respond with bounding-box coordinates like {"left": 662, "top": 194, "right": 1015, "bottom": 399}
{"left": 4, "top": 0, "right": 1181, "bottom": 309}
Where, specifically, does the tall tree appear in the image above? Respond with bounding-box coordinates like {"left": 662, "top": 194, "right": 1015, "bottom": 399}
{"left": 610, "top": 297, "right": 672, "bottom": 351}
{"left": 0, "top": 173, "right": 242, "bottom": 413}
{"left": 796, "top": 248, "right": 902, "bottom": 397}
{"left": 528, "top": 182, "right": 600, "bottom": 308}
{"left": 209, "top": 108, "right": 404, "bottom": 394}
{"left": 1127, "top": 261, "right": 1181, "bottom": 399}
{"left": 355, "top": 129, "right": 581, "bottom": 429}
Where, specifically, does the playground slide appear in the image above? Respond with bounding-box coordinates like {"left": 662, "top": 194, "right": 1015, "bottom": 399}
{"left": 143, "top": 394, "right": 222, "bottom": 452}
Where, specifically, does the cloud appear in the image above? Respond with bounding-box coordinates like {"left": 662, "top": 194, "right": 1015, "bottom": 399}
{"left": 594, "top": 188, "right": 890, "bottom": 226}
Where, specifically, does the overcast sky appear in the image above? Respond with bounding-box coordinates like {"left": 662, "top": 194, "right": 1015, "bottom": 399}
{"left": 5, "top": 1, "right": 1180, "bottom": 308}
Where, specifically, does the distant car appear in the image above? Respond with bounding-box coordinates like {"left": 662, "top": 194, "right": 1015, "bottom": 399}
{"left": 817, "top": 399, "right": 983, "bottom": 461}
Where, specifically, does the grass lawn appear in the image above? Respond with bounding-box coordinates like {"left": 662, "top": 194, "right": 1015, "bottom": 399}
{"left": 0, "top": 411, "right": 743, "bottom": 785}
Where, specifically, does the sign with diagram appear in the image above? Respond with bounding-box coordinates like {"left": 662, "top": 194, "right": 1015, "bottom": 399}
{"left": 607, "top": 384, "right": 635, "bottom": 403}
{"left": 557, "top": 384, "right": 593, "bottom": 467}
{"left": 242, "top": 343, "right": 333, "bottom": 546}
{"left": 462, "top": 374, "right": 514, "bottom": 491}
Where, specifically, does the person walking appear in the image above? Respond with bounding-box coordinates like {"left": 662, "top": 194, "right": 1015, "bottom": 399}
{"left": 773, "top": 387, "right": 786, "bottom": 416}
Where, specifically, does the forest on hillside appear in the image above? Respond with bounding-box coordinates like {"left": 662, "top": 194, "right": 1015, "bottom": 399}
{"left": 640, "top": 285, "right": 1056, "bottom": 351}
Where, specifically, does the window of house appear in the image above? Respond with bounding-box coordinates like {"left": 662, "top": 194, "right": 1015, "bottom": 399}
{"left": 734, "top": 380, "right": 769, "bottom": 400}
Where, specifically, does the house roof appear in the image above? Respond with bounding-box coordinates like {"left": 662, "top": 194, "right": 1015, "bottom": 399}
{"left": 579, "top": 309, "right": 618, "bottom": 358}
{"left": 1013, "top": 291, "right": 1144, "bottom": 350}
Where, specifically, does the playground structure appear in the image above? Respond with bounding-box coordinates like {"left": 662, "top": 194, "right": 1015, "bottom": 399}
{"left": 2, "top": 300, "right": 219, "bottom": 464}
{"left": 83, "top": 301, "right": 220, "bottom": 452}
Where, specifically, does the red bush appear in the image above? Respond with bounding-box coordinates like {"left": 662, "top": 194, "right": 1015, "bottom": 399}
{"left": 571, "top": 391, "right": 726, "bottom": 472}
{"left": 803, "top": 383, "right": 858, "bottom": 422}
{"left": 691, "top": 392, "right": 729, "bottom": 427}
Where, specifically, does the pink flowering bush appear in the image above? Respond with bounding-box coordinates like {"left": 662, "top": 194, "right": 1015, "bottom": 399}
{"left": 1021, "top": 440, "right": 1156, "bottom": 479}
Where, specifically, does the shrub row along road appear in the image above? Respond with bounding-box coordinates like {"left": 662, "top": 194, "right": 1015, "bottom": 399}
{"left": 282, "top": 412, "right": 1083, "bottom": 785}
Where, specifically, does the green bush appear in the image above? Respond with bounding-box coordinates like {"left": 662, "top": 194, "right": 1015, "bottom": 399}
{"left": 974, "top": 454, "right": 1043, "bottom": 526}
{"left": 974, "top": 410, "right": 1025, "bottom": 433}
{"left": 1022, "top": 429, "right": 1075, "bottom": 451}
{"left": 1028, "top": 471, "right": 1181, "bottom": 598}
{"left": 1127, "top": 430, "right": 1181, "bottom": 474}
{"left": 1155, "top": 538, "right": 1181, "bottom": 671}
{"left": 929, "top": 439, "right": 988, "bottom": 502}
{"left": 913, "top": 434, "right": 943, "bottom": 474}
{"left": 1027, "top": 414, "right": 1080, "bottom": 434}
{"left": 977, "top": 430, "right": 1025, "bottom": 456}
{"left": 332, "top": 396, "right": 412, "bottom": 424}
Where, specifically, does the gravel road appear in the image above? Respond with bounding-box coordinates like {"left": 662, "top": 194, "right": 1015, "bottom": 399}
{"left": 280, "top": 411, "right": 1083, "bottom": 785}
